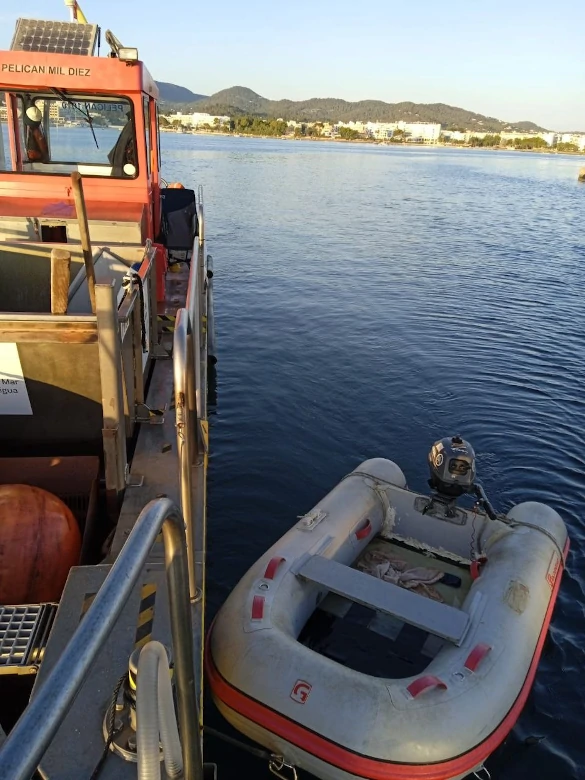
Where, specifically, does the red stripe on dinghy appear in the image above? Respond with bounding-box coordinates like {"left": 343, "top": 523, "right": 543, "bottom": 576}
{"left": 251, "top": 596, "right": 265, "bottom": 620}
{"left": 406, "top": 675, "right": 447, "bottom": 698}
{"left": 207, "top": 538, "right": 569, "bottom": 780}
{"left": 264, "top": 557, "right": 285, "bottom": 580}
{"left": 355, "top": 519, "right": 372, "bottom": 540}
{"left": 464, "top": 644, "right": 492, "bottom": 672}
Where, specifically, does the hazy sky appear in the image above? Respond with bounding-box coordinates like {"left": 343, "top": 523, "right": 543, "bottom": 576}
{"left": 1, "top": 0, "right": 582, "bottom": 130}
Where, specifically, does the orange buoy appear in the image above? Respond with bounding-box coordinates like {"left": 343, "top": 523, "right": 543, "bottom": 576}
{"left": 0, "top": 484, "right": 82, "bottom": 604}
{"left": 167, "top": 182, "right": 185, "bottom": 189}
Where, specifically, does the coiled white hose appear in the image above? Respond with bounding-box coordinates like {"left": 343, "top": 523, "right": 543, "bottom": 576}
{"left": 136, "top": 641, "right": 184, "bottom": 780}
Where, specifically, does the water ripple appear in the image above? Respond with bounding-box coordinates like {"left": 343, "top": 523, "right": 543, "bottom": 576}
{"left": 164, "top": 137, "right": 585, "bottom": 779}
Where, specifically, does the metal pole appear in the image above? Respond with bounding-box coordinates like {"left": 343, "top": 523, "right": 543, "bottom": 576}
{"left": 174, "top": 308, "right": 197, "bottom": 599}
{"left": 96, "top": 281, "right": 127, "bottom": 502}
{"left": 207, "top": 256, "right": 217, "bottom": 365}
{"left": 197, "top": 186, "right": 204, "bottom": 246}
{"left": 0, "top": 498, "right": 203, "bottom": 780}
{"left": 186, "top": 250, "right": 202, "bottom": 428}
{"left": 70, "top": 172, "right": 97, "bottom": 314}
{"left": 162, "top": 504, "right": 203, "bottom": 780}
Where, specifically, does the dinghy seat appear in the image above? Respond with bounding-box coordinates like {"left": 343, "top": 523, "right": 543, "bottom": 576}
{"left": 297, "top": 555, "right": 470, "bottom": 645}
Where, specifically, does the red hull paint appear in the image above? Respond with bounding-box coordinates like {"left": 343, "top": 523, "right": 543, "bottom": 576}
{"left": 206, "top": 540, "right": 569, "bottom": 780}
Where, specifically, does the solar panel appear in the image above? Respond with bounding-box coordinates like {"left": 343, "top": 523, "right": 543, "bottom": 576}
{"left": 10, "top": 19, "right": 98, "bottom": 56}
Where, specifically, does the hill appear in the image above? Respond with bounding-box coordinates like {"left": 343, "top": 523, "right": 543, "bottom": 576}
{"left": 155, "top": 82, "right": 207, "bottom": 104}
{"left": 187, "top": 86, "right": 546, "bottom": 132}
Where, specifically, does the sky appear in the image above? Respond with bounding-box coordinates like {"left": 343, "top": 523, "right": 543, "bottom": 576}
{"left": 1, "top": 0, "right": 583, "bottom": 130}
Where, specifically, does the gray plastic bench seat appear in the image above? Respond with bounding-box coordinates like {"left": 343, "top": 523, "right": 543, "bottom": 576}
{"left": 297, "top": 555, "right": 469, "bottom": 645}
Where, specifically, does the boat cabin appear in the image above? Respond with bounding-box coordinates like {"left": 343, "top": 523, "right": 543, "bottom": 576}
{"left": 0, "top": 32, "right": 162, "bottom": 245}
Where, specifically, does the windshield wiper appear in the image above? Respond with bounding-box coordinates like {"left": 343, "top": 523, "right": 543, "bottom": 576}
{"left": 50, "top": 87, "right": 99, "bottom": 149}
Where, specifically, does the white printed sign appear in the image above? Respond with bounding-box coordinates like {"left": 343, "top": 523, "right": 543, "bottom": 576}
{"left": 0, "top": 343, "right": 32, "bottom": 415}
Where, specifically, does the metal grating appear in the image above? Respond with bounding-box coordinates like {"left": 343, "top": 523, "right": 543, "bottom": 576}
{"left": 11, "top": 19, "right": 98, "bottom": 56}
{"left": 0, "top": 604, "right": 56, "bottom": 672}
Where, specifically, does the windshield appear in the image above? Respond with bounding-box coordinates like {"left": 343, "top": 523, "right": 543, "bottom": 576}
{"left": 1, "top": 92, "right": 138, "bottom": 178}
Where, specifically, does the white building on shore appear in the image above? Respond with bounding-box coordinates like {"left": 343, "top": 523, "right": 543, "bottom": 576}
{"left": 357, "top": 121, "right": 441, "bottom": 142}
{"left": 559, "top": 133, "right": 585, "bottom": 150}
{"left": 163, "top": 111, "right": 230, "bottom": 129}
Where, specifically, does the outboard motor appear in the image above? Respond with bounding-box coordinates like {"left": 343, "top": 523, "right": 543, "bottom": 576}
{"left": 428, "top": 435, "right": 476, "bottom": 498}
{"left": 426, "top": 435, "right": 498, "bottom": 520}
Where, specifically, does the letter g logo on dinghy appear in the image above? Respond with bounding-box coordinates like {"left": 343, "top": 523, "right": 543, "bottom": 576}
{"left": 290, "top": 680, "right": 312, "bottom": 704}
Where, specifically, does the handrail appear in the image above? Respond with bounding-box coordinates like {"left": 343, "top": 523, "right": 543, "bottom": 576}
{"left": 174, "top": 185, "right": 207, "bottom": 596}
{"left": 174, "top": 307, "right": 198, "bottom": 599}
{"left": 185, "top": 227, "right": 203, "bottom": 426}
{"left": 0, "top": 497, "right": 203, "bottom": 780}
{"left": 197, "top": 184, "right": 204, "bottom": 245}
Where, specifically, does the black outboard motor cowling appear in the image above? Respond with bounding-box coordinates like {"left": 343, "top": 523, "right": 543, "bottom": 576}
{"left": 428, "top": 435, "right": 476, "bottom": 498}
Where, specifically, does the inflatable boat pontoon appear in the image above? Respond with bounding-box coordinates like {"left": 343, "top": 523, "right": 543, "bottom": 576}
{"left": 207, "top": 438, "right": 568, "bottom": 780}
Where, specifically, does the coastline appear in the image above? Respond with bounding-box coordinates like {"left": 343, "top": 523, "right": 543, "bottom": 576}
{"left": 160, "top": 128, "right": 584, "bottom": 156}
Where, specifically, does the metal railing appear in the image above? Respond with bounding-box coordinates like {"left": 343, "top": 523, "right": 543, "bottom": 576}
{"left": 197, "top": 185, "right": 205, "bottom": 245}
{"left": 174, "top": 189, "right": 209, "bottom": 599}
{"left": 0, "top": 497, "right": 203, "bottom": 780}
{"left": 174, "top": 307, "right": 199, "bottom": 600}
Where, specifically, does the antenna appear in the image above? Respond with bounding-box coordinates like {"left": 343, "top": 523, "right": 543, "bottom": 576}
{"left": 64, "top": 1, "right": 76, "bottom": 22}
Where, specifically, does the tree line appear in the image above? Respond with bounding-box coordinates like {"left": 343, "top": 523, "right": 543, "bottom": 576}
{"left": 158, "top": 114, "right": 583, "bottom": 152}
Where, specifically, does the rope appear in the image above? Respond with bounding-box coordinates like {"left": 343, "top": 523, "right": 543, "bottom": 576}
{"left": 88, "top": 673, "right": 127, "bottom": 780}
{"left": 343, "top": 470, "right": 566, "bottom": 564}
{"left": 203, "top": 725, "right": 273, "bottom": 761}
{"left": 340, "top": 470, "right": 402, "bottom": 489}
{"left": 134, "top": 272, "right": 147, "bottom": 352}
{"left": 499, "top": 517, "right": 566, "bottom": 563}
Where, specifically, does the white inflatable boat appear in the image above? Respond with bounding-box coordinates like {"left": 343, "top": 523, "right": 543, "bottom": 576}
{"left": 207, "top": 439, "right": 569, "bottom": 780}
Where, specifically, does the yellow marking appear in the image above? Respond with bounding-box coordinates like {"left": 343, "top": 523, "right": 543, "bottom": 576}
{"left": 136, "top": 606, "right": 155, "bottom": 628}
{"left": 134, "top": 583, "right": 157, "bottom": 650}
{"left": 140, "top": 583, "right": 157, "bottom": 599}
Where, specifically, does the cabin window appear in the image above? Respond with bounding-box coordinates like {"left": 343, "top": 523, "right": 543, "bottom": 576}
{"left": 5, "top": 92, "right": 139, "bottom": 178}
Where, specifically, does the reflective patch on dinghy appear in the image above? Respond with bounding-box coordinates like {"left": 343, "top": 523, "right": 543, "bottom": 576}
{"left": 504, "top": 580, "right": 530, "bottom": 614}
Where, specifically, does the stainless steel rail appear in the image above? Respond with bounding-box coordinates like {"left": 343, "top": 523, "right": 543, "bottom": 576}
{"left": 174, "top": 193, "right": 210, "bottom": 600}
{"left": 0, "top": 497, "right": 203, "bottom": 780}
{"left": 197, "top": 185, "right": 204, "bottom": 245}
{"left": 174, "top": 307, "right": 198, "bottom": 599}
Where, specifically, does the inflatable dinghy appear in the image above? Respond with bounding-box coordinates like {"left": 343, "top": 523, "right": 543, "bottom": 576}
{"left": 207, "top": 438, "right": 569, "bottom": 780}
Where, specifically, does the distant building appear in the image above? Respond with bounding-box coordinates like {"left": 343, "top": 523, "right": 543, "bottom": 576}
{"left": 364, "top": 122, "right": 396, "bottom": 139}
{"left": 400, "top": 122, "right": 442, "bottom": 143}
{"left": 559, "top": 132, "right": 585, "bottom": 150}
{"left": 441, "top": 130, "right": 467, "bottom": 142}
{"left": 500, "top": 131, "right": 559, "bottom": 147}
{"left": 164, "top": 111, "right": 230, "bottom": 129}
